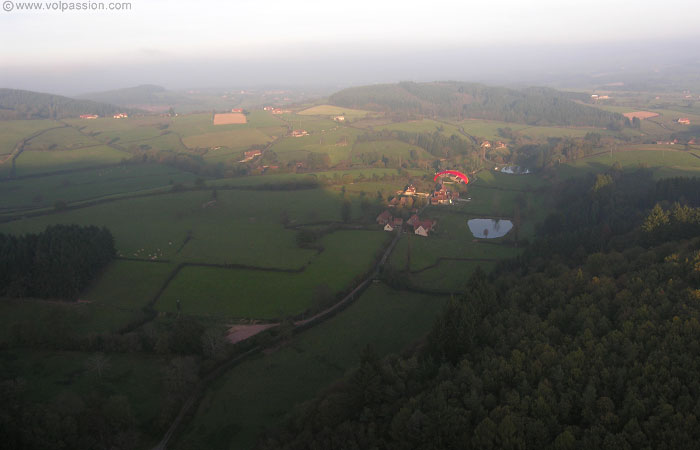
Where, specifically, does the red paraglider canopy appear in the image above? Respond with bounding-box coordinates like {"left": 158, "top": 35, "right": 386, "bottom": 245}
{"left": 434, "top": 170, "right": 469, "bottom": 184}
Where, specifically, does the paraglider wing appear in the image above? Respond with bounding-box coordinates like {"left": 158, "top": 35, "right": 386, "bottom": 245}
{"left": 433, "top": 170, "right": 469, "bottom": 184}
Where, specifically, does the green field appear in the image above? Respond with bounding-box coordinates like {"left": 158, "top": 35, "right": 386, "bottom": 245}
{"left": 83, "top": 259, "right": 176, "bottom": 309}
{"left": 0, "top": 349, "right": 167, "bottom": 437}
{"left": 0, "top": 119, "right": 59, "bottom": 155}
{"left": 0, "top": 297, "right": 147, "bottom": 343}
{"left": 298, "top": 104, "right": 375, "bottom": 120}
{"left": 0, "top": 163, "right": 196, "bottom": 212}
{"left": 157, "top": 230, "right": 388, "bottom": 319}
{"left": 270, "top": 126, "right": 361, "bottom": 164}
{"left": 351, "top": 138, "right": 432, "bottom": 162}
{"left": 376, "top": 119, "right": 462, "bottom": 137}
{"left": 558, "top": 148, "right": 700, "bottom": 179}
{"left": 0, "top": 189, "right": 352, "bottom": 267}
{"left": 13, "top": 146, "right": 130, "bottom": 176}
{"left": 411, "top": 259, "right": 495, "bottom": 291}
{"left": 23, "top": 125, "right": 102, "bottom": 151}
{"left": 180, "top": 283, "right": 448, "bottom": 450}
{"left": 182, "top": 128, "right": 275, "bottom": 150}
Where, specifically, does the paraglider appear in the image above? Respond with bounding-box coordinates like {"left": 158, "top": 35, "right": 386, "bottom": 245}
{"left": 433, "top": 170, "right": 469, "bottom": 184}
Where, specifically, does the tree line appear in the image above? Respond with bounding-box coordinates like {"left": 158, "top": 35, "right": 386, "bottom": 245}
{"left": 0, "top": 224, "right": 115, "bottom": 300}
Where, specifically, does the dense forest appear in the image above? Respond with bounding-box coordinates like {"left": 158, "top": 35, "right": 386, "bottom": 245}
{"left": 330, "top": 82, "right": 627, "bottom": 128}
{"left": 0, "top": 225, "right": 115, "bottom": 299}
{"left": 0, "top": 89, "right": 123, "bottom": 120}
{"left": 258, "top": 174, "right": 700, "bottom": 450}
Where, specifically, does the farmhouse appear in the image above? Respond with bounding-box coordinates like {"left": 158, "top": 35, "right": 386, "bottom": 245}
{"left": 678, "top": 118, "right": 691, "bottom": 125}
{"left": 263, "top": 106, "right": 274, "bottom": 111}
{"left": 481, "top": 140, "right": 491, "bottom": 148}
{"left": 333, "top": 115, "right": 345, "bottom": 122}
{"left": 413, "top": 220, "right": 435, "bottom": 237}
{"left": 291, "top": 130, "right": 309, "bottom": 137}
{"left": 244, "top": 149, "right": 262, "bottom": 159}
{"left": 495, "top": 141, "right": 507, "bottom": 149}
{"left": 113, "top": 113, "right": 128, "bottom": 119}
{"left": 231, "top": 108, "right": 243, "bottom": 113}
{"left": 376, "top": 210, "right": 392, "bottom": 225}
{"left": 80, "top": 114, "right": 98, "bottom": 119}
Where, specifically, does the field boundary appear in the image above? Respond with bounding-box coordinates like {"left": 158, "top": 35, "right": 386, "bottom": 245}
{"left": 153, "top": 231, "right": 402, "bottom": 450}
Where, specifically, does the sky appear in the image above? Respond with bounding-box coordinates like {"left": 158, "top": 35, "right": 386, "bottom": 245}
{"left": 1, "top": 0, "right": 699, "bottom": 93}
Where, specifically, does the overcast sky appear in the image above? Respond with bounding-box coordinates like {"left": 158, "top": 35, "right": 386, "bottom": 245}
{"left": 1, "top": 0, "right": 699, "bottom": 93}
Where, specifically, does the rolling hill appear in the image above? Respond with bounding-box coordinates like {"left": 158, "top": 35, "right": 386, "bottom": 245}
{"left": 0, "top": 88, "right": 124, "bottom": 120}
{"left": 329, "top": 81, "right": 626, "bottom": 127}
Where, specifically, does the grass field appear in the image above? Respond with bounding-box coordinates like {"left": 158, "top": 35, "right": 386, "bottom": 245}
{"left": 389, "top": 227, "right": 520, "bottom": 271}
{"left": 182, "top": 128, "right": 274, "bottom": 150}
{"left": 64, "top": 117, "right": 171, "bottom": 144}
{"left": 171, "top": 112, "right": 286, "bottom": 138}
{"left": 179, "top": 283, "right": 448, "bottom": 450}
{"left": 0, "top": 298, "right": 147, "bottom": 343}
{"left": 23, "top": 126, "right": 102, "bottom": 151}
{"left": 298, "top": 104, "right": 375, "bottom": 120}
{"left": 83, "top": 259, "right": 177, "bottom": 309}
{"left": 0, "top": 163, "right": 196, "bottom": 212}
{"left": 0, "top": 119, "right": 59, "bottom": 155}
{"left": 558, "top": 148, "right": 700, "bottom": 179}
{"left": 12, "top": 146, "right": 130, "bottom": 176}
{"left": 157, "top": 230, "right": 388, "bottom": 319}
{"left": 0, "top": 349, "right": 167, "bottom": 437}
{"left": 411, "top": 259, "right": 496, "bottom": 291}
{"left": 351, "top": 138, "right": 432, "bottom": 162}
{"left": 472, "top": 169, "right": 550, "bottom": 190}
{"left": 0, "top": 189, "right": 350, "bottom": 267}
{"left": 270, "top": 127, "right": 361, "bottom": 164}
{"left": 376, "top": 119, "right": 462, "bottom": 137}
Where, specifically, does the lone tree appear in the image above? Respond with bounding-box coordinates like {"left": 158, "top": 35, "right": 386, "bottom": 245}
{"left": 86, "top": 353, "right": 111, "bottom": 379}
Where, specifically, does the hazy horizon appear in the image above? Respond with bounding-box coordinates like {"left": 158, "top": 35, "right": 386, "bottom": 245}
{"left": 1, "top": 0, "right": 699, "bottom": 94}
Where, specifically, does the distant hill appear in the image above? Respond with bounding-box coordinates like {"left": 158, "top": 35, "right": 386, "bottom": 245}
{"left": 79, "top": 84, "right": 172, "bottom": 107}
{"left": 329, "top": 81, "right": 625, "bottom": 128}
{"left": 0, "top": 88, "right": 123, "bottom": 120}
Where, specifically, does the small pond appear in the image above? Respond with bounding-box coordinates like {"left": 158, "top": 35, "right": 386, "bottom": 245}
{"left": 467, "top": 218, "right": 513, "bottom": 238}
{"left": 500, "top": 166, "right": 531, "bottom": 174}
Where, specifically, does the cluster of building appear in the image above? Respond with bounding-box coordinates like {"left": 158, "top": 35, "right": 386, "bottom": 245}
{"left": 263, "top": 106, "right": 290, "bottom": 115}
{"left": 333, "top": 115, "right": 345, "bottom": 122}
{"left": 480, "top": 140, "right": 507, "bottom": 149}
{"left": 291, "top": 129, "right": 309, "bottom": 137}
{"left": 376, "top": 210, "right": 437, "bottom": 237}
{"left": 678, "top": 118, "right": 691, "bottom": 125}
{"left": 430, "top": 184, "right": 459, "bottom": 205}
{"left": 80, "top": 113, "right": 129, "bottom": 119}
{"left": 239, "top": 149, "right": 262, "bottom": 162}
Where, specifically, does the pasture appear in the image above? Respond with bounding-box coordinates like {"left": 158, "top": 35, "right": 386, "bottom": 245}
{"left": 558, "top": 148, "right": 700, "bottom": 179}
{"left": 298, "top": 104, "right": 375, "bottom": 120}
{"left": 157, "top": 230, "right": 389, "bottom": 319}
{"left": 0, "top": 189, "right": 352, "bottom": 267}
{"left": 0, "top": 119, "right": 59, "bottom": 155}
{"left": 0, "top": 349, "right": 167, "bottom": 437}
{"left": 12, "top": 145, "right": 130, "bottom": 176}
{"left": 0, "top": 163, "right": 196, "bottom": 212}
{"left": 179, "top": 283, "right": 448, "bottom": 450}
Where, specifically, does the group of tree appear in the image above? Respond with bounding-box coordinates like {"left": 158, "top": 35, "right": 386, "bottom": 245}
{"left": 0, "top": 224, "right": 115, "bottom": 299}
{"left": 0, "top": 88, "right": 123, "bottom": 120}
{"left": 330, "top": 81, "right": 628, "bottom": 128}
{"left": 257, "top": 171, "right": 700, "bottom": 450}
